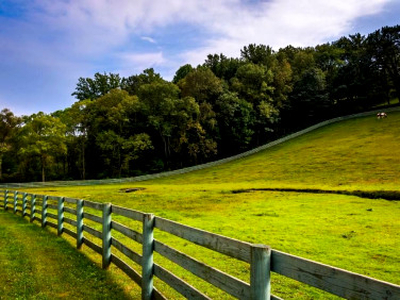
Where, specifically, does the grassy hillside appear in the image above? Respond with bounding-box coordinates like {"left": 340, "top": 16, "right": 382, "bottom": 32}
{"left": 155, "top": 111, "right": 400, "bottom": 191}
{"left": 16, "top": 111, "right": 400, "bottom": 298}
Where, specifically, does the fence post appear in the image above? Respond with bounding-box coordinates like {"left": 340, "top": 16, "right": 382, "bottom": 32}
{"left": 42, "top": 195, "right": 48, "bottom": 228}
{"left": 76, "top": 199, "right": 84, "bottom": 249}
{"left": 102, "top": 203, "right": 112, "bottom": 269}
{"left": 142, "top": 213, "right": 155, "bottom": 300}
{"left": 57, "top": 197, "right": 65, "bottom": 236}
{"left": 4, "top": 190, "right": 8, "bottom": 210}
{"left": 13, "top": 191, "right": 18, "bottom": 214}
{"left": 30, "top": 194, "right": 36, "bottom": 223}
{"left": 22, "top": 192, "right": 27, "bottom": 217}
{"left": 250, "top": 244, "right": 271, "bottom": 300}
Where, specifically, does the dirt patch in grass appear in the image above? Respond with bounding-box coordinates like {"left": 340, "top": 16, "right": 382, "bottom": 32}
{"left": 119, "top": 187, "right": 146, "bottom": 193}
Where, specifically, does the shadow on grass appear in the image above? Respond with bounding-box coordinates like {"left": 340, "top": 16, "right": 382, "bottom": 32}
{"left": 231, "top": 188, "right": 400, "bottom": 201}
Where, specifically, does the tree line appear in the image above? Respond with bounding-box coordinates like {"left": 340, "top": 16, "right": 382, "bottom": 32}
{"left": 1, "top": 25, "right": 399, "bottom": 182}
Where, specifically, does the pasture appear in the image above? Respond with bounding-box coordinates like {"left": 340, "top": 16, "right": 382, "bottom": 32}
{"left": 8, "top": 112, "right": 400, "bottom": 298}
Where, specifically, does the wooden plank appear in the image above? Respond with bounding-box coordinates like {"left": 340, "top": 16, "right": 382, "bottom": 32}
{"left": 64, "top": 217, "right": 77, "bottom": 227}
{"left": 64, "top": 197, "right": 78, "bottom": 204}
{"left": 35, "top": 216, "right": 42, "bottom": 223}
{"left": 47, "top": 212, "right": 57, "bottom": 220}
{"left": 63, "top": 227, "right": 78, "bottom": 239}
{"left": 82, "top": 237, "right": 102, "bottom": 255}
{"left": 83, "top": 212, "right": 102, "bottom": 224}
{"left": 154, "top": 217, "right": 251, "bottom": 263}
{"left": 153, "top": 240, "right": 250, "bottom": 299}
{"left": 111, "top": 254, "right": 142, "bottom": 285}
{"left": 47, "top": 195, "right": 59, "bottom": 201}
{"left": 13, "top": 191, "right": 18, "bottom": 214}
{"left": 4, "top": 190, "right": 9, "bottom": 211}
{"left": 22, "top": 193, "right": 27, "bottom": 217}
{"left": 64, "top": 206, "right": 77, "bottom": 215}
{"left": 111, "top": 220, "right": 143, "bottom": 244}
{"left": 47, "top": 204, "right": 58, "bottom": 210}
{"left": 153, "top": 263, "right": 210, "bottom": 300}
{"left": 83, "top": 225, "right": 102, "bottom": 239}
{"left": 83, "top": 200, "right": 103, "bottom": 211}
{"left": 271, "top": 250, "right": 400, "bottom": 299}
{"left": 112, "top": 204, "right": 144, "bottom": 221}
{"left": 111, "top": 237, "right": 142, "bottom": 265}
{"left": 47, "top": 221, "right": 58, "bottom": 229}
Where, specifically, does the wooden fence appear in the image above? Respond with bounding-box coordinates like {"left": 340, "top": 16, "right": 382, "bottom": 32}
{"left": 1, "top": 189, "right": 399, "bottom": 299}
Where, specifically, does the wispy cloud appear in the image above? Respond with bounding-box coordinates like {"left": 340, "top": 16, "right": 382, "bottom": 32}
{"left": 141, "top": 36, "right": 157, "bottom": 44}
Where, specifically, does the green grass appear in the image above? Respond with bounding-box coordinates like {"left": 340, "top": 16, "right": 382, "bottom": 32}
{"left": 0, "top": 210, "right": 139, "bottom": 299}
{"left": 8, "top": 112, "right": 400, "bottom": 298}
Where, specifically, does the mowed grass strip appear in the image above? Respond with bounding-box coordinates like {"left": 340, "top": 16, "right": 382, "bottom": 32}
{"left": 0, "top": 210, "right": 134, "bottom": 299}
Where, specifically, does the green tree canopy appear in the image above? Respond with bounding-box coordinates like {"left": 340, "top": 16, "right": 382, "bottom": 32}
{"left": 72, "top": 72, "right": 122, "bottom": 101}
{"left": 19, "top": 112, "right": 67, "bottom": 182}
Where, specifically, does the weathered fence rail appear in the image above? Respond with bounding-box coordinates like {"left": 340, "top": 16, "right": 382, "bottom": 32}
{"left": 1, "top": 189, "right": 399, "bottom": 299}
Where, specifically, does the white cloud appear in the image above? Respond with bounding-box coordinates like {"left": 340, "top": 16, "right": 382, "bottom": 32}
{"left": 178, "top": 0, "right": 390, "bottom": 66}
{"left": 24, "top": 0, "right": 391, "bottom": 63}
{"left": 141, "top": 36, "right": 157, "bottom": 44}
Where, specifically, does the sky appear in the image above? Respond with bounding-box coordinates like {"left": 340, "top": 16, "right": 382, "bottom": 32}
{"left": 0, "top": 0, "right": 399, "bottom": 116}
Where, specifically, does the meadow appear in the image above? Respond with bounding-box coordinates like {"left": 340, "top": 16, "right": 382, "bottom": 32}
{"left": 5, "top": 111, "right": 400, "bottom": 299}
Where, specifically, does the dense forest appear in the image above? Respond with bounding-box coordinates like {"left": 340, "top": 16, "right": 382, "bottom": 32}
{"left": 1, "top": 25, "right": 399, "bottom": 182}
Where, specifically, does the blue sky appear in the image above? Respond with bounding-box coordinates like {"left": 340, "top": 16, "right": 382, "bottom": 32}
{"left": 0, "top": 0, "right": 399, "bottom": 116}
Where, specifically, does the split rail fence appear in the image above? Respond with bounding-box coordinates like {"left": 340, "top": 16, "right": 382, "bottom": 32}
{"left": 2, "top": 189, "right": 400, "bottom": 299}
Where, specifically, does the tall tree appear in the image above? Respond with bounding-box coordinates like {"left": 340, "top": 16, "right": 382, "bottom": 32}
{"left": 367, "top": 25, "right": 400, "bottom": 101}
{"left": 215, "top": 91, "right": 254, "bottom": 153}
{"left": 19, "top": 112, "right": 67, "bottom": 182}
{"left": 203, "top": 54, "right": 242, "bottom": 81}
{"left": 173, "top": 64, "right": 193, "bottom": 84}
{"left": 84, "top": 89, "right": 150, "bottom": 177}
{"left": 138, "top": 81, "right": 181, "bottom": 162}
{"left": 179, "top": 67, "right": 223, "bottom": 104}
{"left": 72, "top": 72, "right": 122, "bottom": 101}
{"left": 122, "top": 68, "right": 164, "bottom": 96}
{"left": 241, "top": 44, "right": 275, "bottom": 67}
{"left": 0, "top": 109, "right": 20, "bottom": 180}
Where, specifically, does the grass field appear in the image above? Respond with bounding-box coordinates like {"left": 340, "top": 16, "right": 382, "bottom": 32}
{"left": 3, "top": 112, "right": 400, "bottom": 299}
{"left": 0, "top": 210, "right": 137, "bottom": 299}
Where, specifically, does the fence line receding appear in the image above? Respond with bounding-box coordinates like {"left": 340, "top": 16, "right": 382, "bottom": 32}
{"left": 2, "top": 189, "right": 399, "bottom": 299}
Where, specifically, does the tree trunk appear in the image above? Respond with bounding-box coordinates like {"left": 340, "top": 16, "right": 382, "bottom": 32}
{"left": 41, "top": 156, "right": 46, "bottom": 182}
{"left": 81, "top": 139, "right": 86, "bottom": 180}
{"left": 0, "top": 154, "right": 3, "bottom": 180}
